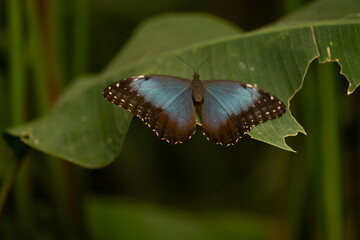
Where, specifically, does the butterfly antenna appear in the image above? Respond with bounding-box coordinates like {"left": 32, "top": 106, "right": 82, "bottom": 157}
{"left": 196, "top": 56, "right": 211, "bottom": 74}
{"left": 177, "top": 56, "right": 196, "bottom": 74}
{"left": 177, "top": 56, "right": 212, "bottom": 74}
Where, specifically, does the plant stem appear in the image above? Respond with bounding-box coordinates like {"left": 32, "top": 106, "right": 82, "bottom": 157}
{"left": 7, "top": 0, "right": 25, "bottom": 125}
{"left": 15, "top": 156, "right": 33, "bottom": 233}
{"left": 72, "top": 0, "right": 89, "bottom": 77}
{"left": 27, "top": 1, "right": 84, "bottom": 238}
{"left": 26, "top": 0, "right": 50, "bottom": 114}
{"left": 319, "top": 63, "right": 344, "bottom": 240}
{"left": 0, "top": 157, "right": 21, "bottom": 220}
{"left": 288, "top": 64, "right": 322, "bottom": 240}
{"left": 51, "top": 0, "right": 66, "bottom": 88}
{"left": 7, "top": 0, "right": 33, "bottom": 233}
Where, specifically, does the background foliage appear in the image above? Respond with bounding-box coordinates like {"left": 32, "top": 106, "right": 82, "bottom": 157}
{"left": 1, "top": 0, "right": 360, "bottom": 239}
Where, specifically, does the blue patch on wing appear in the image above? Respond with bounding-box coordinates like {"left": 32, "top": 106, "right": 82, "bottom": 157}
{"left": 161, "top": 87, "right": 194, "bottom": 127}
{"left": 201, "top": 89, "right": 228, "bottom": 128}
{"left": 129, "top": 75, "right": 192, "bottom": 111}
{"left": 103, "top": 75, "right": 197, "bottom": 144}
{"left": 201, "top": 80, "right": 261, "bottom": 129}
{"left": 200, "top": 80, "right": 285, "bottom": 146}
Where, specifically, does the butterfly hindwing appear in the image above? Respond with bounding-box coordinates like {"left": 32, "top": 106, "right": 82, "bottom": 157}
{"left": 200, "top": 80, "right": 286, "bottom": 146}
{"left": 103, "top": 75, "right": 197, "bottom": 144}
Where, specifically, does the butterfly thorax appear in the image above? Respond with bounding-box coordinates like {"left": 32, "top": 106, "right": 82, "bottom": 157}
{"left": 191, "top": 74, "right": 203, "bottom": 103}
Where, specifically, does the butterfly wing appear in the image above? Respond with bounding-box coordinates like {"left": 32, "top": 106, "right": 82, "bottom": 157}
{"left": 103, "top": 75, "right": 196, "bottom": 144}
{"left": 200, "top": 80, "right": 286, "bottom": 146}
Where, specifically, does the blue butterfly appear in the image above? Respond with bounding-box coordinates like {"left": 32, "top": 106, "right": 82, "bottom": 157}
{"left": 103, "top": 72, "right": 286, "bottom": 146}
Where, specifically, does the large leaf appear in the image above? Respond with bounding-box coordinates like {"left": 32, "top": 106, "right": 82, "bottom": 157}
{"left": 5, "top": 1, "right": 360, "bottom": 168}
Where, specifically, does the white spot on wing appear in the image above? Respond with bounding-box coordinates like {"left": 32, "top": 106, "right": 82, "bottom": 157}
{"left": 133, "top": 75, "right": 145, "bottom": 81}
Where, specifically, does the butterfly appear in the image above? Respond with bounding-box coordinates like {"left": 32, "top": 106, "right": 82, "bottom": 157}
{"left": 103, "top": 68, "right": 286, "bottom": 146}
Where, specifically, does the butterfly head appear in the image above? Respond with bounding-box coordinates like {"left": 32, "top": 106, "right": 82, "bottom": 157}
{"left": 193, "top": 73, "right": 200, "bottom": 80}
{"left": 174, "top": 57, "right": 210, "bottom": 104}
{"left": 177, "top": 56, "right": 211, "bottom": 79}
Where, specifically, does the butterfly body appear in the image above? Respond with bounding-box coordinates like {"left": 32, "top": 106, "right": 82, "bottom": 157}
{"left": 103, "top": 73, "right": 286, "bottom": 146}
{"left": 191, "top": 73, "right": 204, "bottom": 104}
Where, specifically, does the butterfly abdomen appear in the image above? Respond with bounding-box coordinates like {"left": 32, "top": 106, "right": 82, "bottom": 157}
{"left": 191, "top": 75, "right": 204, "bottom": 103}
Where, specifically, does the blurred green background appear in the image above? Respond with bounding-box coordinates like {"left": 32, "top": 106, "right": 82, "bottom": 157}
{"left": 1, "top": 0, "right": 359, "bottom": 239}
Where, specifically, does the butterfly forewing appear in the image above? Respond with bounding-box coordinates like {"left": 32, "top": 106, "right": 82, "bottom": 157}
{"left": 103, "top": 75, "right": 197, "bottom": 144}
{"left": 200, "top": 80, "right": 286, "bottom": 146}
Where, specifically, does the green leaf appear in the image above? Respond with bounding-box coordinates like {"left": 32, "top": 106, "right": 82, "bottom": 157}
{"left": 6, "top": 76, "right": 133, "bottom": 168}
{"left": 5, "top": 1, "right": 360, "bottom": 168}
